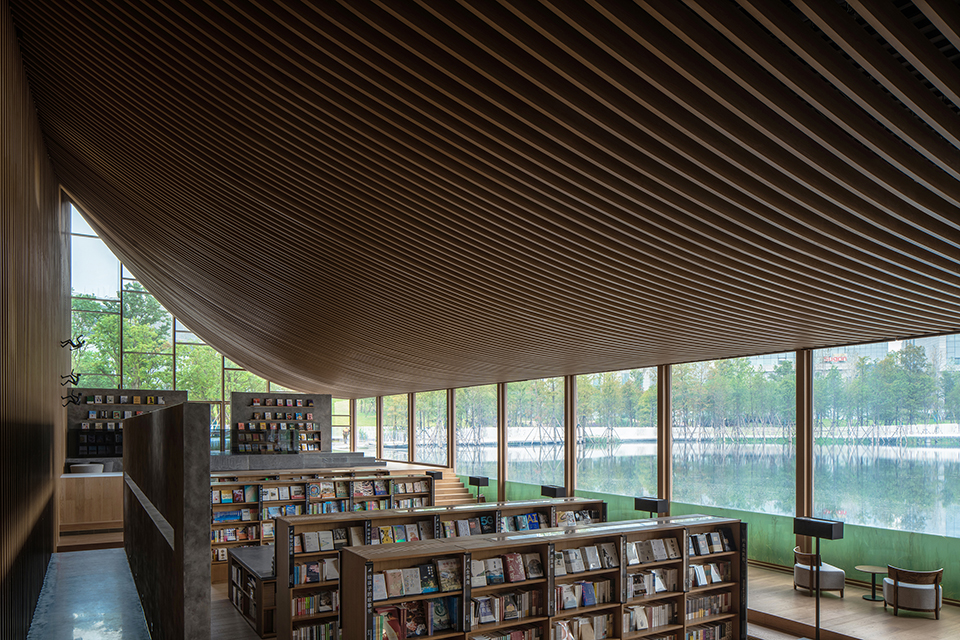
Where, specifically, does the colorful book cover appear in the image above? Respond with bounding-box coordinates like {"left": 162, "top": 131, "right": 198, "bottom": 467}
{"left": 379, "top": 526, "right": 395, "bottom": 544}
{"left": 418, "top": 563, "right": 439, "bottom": 593}
{"left": 484, "top": 557, "right": 504, "bottom": 584}
{"left": 428, "top": 597, "right": 453, "bottom": 631}
{"left": 384, "top": 569, "right": 404, "bottom": 598}
{"left": 435, "top": 557, "right": 462, "bottom": 592}
{"left": 503, "top": 552, "right": 526, "bottom": 582}
{"left": 392, "top": 525, "right": 407, "bottom": 543}
{"left": 402, "top": 568, "right": 422, "bottom": 595}
{"left": 467, "top": 518, "right": 481, "bottom": 536}
{"left": 372, "top": 573, "right": 388, "bottom": 601}
{"left": 399, "top": 600, "right": 428, "bottom": 637}
{"left": 523, "top": 552, "right": 545, "bottom": 578}
{"left": 405, "top": 524, "right": 420, "bottom": 542}
{"left": 525, "top": 513, "right": 540, "bottom": 529}
{"left": 479, "top": 515, "right": 496, "bottom": 534}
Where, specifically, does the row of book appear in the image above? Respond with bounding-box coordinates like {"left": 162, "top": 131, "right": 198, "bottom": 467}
{"left": 307, "top": 501, "right": 347, "bottom": 515}
{"left": 627, "top": 568, "right": 680, "bottom": 598}
{"left": 686, "top": 621, "right": 733, "bottom": 640}
{"left": 470, "top": 589, "right": 543, "bottom": 626}
{"left": 689, "top": 531, "right": 734, "bottom": 556}
{"left": 292, "top": 589, "right": 339, "bottom": 617}
{"left": 263, "top": 486, "right": 306, "bottom": 501}
{"left": 551, "top": 613, "right": 614, "bottom": 640}
{"left": 685, "top": 592, "right": 731, "bottom": 620}
{"left": 86, "top": 394, "right": 165, "bottom": 405}
{"left": 373, "top": 596, "right": 459, "bottom": 638}
{"left": 555, "top": 510, "right": 599, "bottom": 527}
{"left": 292, "top": 558, "right": 340, "bottom": 584}
{"left": 79, "top": 422, "right": 121, "bottom": 429}
{"left": 556, "top": 543, "right": 620, "bottom": 575}
{"left": 393, "top": 497, "right": 428, "bottom": 508}
{"left": 292, "top": 621, "right": 337, "bottom": 640}
{"left": 353, "top": 499, "right": 389, "bottom": 511}
{"left": 263, "top": 504, "right": 303, "bottom": 519}
{"left": 76, "top": 445, "right": 122, "bottom": 456}
{"left": 295, "top": 529, "right": 350, "bottom": 553}
{"left": 212, "top": 508, "right": 255, "bottom": 523}
{"left": 471, "top": 552, "right": 544, "bottom": 587}
{"left": 555, "top": 579, "right": 614, "bottom": 611}
{"left": 237, "top": 422, "right": 303, "bottom": 431}
{"left": 474, "top": 622, "right": 543, "bottom": 640}
{"left": 304, "top": 479, "right": 428, "bottom": 499}
{"left": 213, "top": 546, "right": 255, "bottom": 562}
{"left": 78, "top": 432, "right": 121, "bottom": 443}
{"left": 211, "top": 524, "right": 258, "bottom": 543}
{"left": 86, "top": 409, "right": 139, "bottom": 419}
{"left": 689, "top": 562, "right": 731, "bottom": 587}
{"left": 624, "top": 602, "right": 676, "bottom": 632}
{"left": 249, "top": 411, "right": 313, "bottom": 420}
{"left": 236, "top": 443, "right": 296, "bottom": 453}
{"left": 375, "top": 521, "right": 431, "bottom": 545}
{"left": 212, "top": 486, "right": 258, "bottom": 504}
{"left": 250, "top": 397, "right": 312, "bottom": 407}
{"left": 373, "top": 557, "right": 462, "bottom": 599}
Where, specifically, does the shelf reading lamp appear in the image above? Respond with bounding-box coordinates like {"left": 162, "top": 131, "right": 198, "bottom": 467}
{"left": 541, "top": 485, "right": 567, "bottom": 498}
{"left": 634, "top": 496, "right": 668, "bottom": 519}
{"left": 794, "top": 517, "right": 844, "bottom": 640}
{"left": 468, "top": 476, "right": 488, "bottom": 504}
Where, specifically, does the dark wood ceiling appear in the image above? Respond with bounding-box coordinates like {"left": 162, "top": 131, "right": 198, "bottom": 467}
{"left": 9, "top": 0, "right": 960, "bottom": 397}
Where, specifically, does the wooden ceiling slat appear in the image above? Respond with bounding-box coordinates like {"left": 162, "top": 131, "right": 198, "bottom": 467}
{"left": 9, "top": 0, "right": 960, "bottom": 396}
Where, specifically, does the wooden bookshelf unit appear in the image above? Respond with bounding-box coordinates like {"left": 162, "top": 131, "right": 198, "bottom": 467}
{"left": 229, "top": 546, "right": 278, "bottom": 638}
{"left": 230, "top": 392, "right": 331, "bottom": 454}
{"left": 336, "top": 515, "right": 746, "bottom": 640}
{"left": 274, "top": 497, "right": 607, "bottom": 640}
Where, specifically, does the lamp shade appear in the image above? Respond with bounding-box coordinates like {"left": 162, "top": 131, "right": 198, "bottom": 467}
{"left": 635, "top": 497, "right": 668, "bottom": 514}
{"left": 794, "top": 517, "right": 844, "bottom": 540}
{"left": 541, "top": 485, "right": 567, "bottom": 498}
{"left": 468, "top": 476, "right": 489, "bottom": 487}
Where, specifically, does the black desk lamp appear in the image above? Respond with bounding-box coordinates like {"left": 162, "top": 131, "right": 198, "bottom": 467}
{"left": 634, "top": 496, "right": 668, "bottom": 518}
{"left": 468, "top": 476, "right": 488, "bottom": 503}
{"left": 794, "top": 517, "right": 844, "bottom": 640}
{"left": 541, "top": 484, "right": 566, "bottom": 498}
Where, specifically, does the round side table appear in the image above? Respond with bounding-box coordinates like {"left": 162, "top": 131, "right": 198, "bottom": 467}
{"left": 855, "top": 565, "right": 887, "bottom": 601}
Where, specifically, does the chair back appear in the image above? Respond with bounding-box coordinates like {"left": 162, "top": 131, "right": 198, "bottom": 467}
{"left": 887, "top": 565, "right": 943, "bottom": 586}
{"left": 794, "top": 545, "right": 820, "bottom": 567}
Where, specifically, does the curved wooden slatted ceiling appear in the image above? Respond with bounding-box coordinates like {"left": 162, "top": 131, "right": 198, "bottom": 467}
{"left": 9, "top": 0, "right": 960, "bottom": 398}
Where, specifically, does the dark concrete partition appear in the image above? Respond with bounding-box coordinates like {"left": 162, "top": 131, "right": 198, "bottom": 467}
{"left": 124, "top": 403, "right": 210, "bottom": 640}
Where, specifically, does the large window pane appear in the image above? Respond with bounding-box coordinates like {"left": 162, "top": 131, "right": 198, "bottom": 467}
{"left": 672, "top": 355, "right": 796, "bottom": 516}
{"left": 71, "top": 233, "right": 119, "bottom": 300}
{"left": 71, "top": 308, "right": 120, "bottom": 380}
{"left": 382, "top": 394, "right": 409, "bottom": 461}
{"left": 122, "top": 353, "right": 173, "bottom": 390}
{"left": 814, "top": 338, "right": 960, "bottom": 536}
{"left": 175, "top": 344, "right": 222, "bottom": 401}
{"left": 455, "top": 385, "right": 498, "bottom": 500}
{"left": 225, "top": 369, "right": 268, "bottom": 394}
{"left": 506, "top": 378, "right": 564, "bottom": 491}
{"left": 414, "top": 390, "right": 447, "bottom": 466}
{"left": 332, "top": 398, "right": 350, "bottom": 452}
{"left": 122, "top": 287, "right": 173, "bottom": 354}
{"left": 576, "top": 368, "right": 657, "bottom": 498}
{"left": 356, "top": 398, "right": 377, "bottom": 458}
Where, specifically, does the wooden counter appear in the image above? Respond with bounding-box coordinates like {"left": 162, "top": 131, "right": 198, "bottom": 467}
{"left": 59, "top": 472, "right": 124, "bottom": 533}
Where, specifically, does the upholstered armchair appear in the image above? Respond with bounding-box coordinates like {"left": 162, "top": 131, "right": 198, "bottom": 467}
{"left": 793, "top": 546, "right": 845, "bottom": 597}
{"left": 883, "top": 566, "right": 942, "bottom": 619}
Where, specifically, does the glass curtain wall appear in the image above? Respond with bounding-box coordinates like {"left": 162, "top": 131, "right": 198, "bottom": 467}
{"left": 455, "top": 385, "right": 498, "bottom": 480}
{"left": 814, "top": 338, "right": 960, "bottom": 536}
{"left": 672, "top": 354, "right": 797, "bottom": 516}
{"left": 414, "top": 390, "right": 447, "bottom": 465}
{"left": 356, "top": 398, "right": 378, "bottom": 458}
{"left": 332, "top": 398, "right": 351, "bottom": 451}
{"left": 506, "top": 377, "right": 564, "bottom": 498}
{"left": 382, "top": 394, "right": 409, "bottom": 461}
{"left": 576, "top": 368, "right": 657, "bottom": 498}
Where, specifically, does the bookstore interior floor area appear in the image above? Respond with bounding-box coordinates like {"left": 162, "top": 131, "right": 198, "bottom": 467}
{"left": 28, "top": 547, "right": 960, "bottom": 640}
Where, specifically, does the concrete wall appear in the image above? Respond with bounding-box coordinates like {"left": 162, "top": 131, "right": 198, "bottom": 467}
{"left": 124, "top": 403, "right": 210, "bottom": 640}
{"left": 1, "top": 1, "right": 70, "bottom": 637}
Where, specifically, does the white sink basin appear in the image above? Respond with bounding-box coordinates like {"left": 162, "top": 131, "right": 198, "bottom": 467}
{"left": 70, "top": 463, "right": 105, "bottom": 474}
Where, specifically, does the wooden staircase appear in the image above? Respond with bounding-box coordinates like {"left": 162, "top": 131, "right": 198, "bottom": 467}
{"left": 431, "top": 472, "right": 476, "bottom": 506}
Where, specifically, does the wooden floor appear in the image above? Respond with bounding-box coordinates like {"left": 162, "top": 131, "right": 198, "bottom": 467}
{"left": 211, "top": 582, "right": 261, "bottom": 639}
{"left": 56, "top": 530, "right": 124, "bottom": 553}
{"left": 748, "top": 564, "right": 960, "bottom": 640}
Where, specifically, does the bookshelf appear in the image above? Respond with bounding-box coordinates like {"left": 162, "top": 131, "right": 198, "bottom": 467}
{"left": 65, "top": 387, "right": 188, "bottom": 461}
{"left": 229, "top": 546, "right": 278, "bottom": 638}
{"left": 337, "top": 515, "right": 745, "bottom": 640}
{"left": 230, "top": 392, "right": 331, "bottom": 454}
{"left": 274, "top": 498, "right": 607, "bottom": 640}
{"left": 211, "top": 471, "right": 438, "bottom": 583}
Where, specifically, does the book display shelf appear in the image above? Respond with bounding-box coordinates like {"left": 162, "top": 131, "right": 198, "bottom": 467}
{"left": 338, "top": 515, "right": 746, "bottom": 640}
{"left": 230, "top": 392, "right": 332, "bottom": 454}
{"left": 210, "top": 471, "right": 436, "bottom": 583}
{"left": 229, "top": 546, "right": 278, "bottom": 638}
{"left": 66, "top": 387, "right": 188, "bottom": 460}
{"left": 274, "top": 498, "right": 607, "bottom": 640}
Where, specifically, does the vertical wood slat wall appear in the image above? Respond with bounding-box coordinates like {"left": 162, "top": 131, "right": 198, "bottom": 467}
{"left": 1, "top": 1, "right": 69, "bottom": 637}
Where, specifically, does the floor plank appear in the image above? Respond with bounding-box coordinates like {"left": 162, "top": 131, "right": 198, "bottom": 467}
{"left": 748, "top": 564, "right": 960, "bottom": 639}
{"left": 211, "top": 581, "right": 262, "bottom": 639}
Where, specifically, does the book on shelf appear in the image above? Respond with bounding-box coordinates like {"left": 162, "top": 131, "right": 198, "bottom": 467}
{"left": 374, "top": 480, "right": 388, "bottom": 496}
{"left": 718, "top": 526, "right": 736, "bottom": 551}
{"left": 708, "top": 532, "right": 725, "bottom": 554}
{"left": 625, "top": 541, "right": 640, "bottom": 565}
{"left": 293, "top": 534, "right": 303, "bottom": 554}
{"left": 599, "top": 542, "right": 620, "bottom": 568}
{"left": 418, "top": 564, "right": 439, "bottom": 593}
{"left": 302, "top": 531, "right": 320, "bottom": 553}
{"left": 317, "top": 530, "right": 334, "bottom": 551}
{"left": 500, "top": 516, "right": 516, "bottom": 532}
{"left": 404, "top": 524, "right": 420, "bottom": 542}
{"left": 331, "top": 528, "right": 348, "bottom": 550}
{"left": 650, "top": 538, "right": 670, "bottom": 561}
{"left": 580, "top": 545, "right": 602, "bottom": 571}
{"left": 484, "top": 557, "right": 505, "bottom": 585}
{"left": 503, "top": 552, "right": 526, "bottom": 582}
{"left": 243, "top": 485, "right": 258, "bottom": 503}
{"left": 523, "top": 552, "right": 544, "bottom": 579}
{"left": 664, "top": 537, "right": 682, "bottom": 559}
{"left": 378, "top": 525, "right": 395, "bottom": 544}
{"left": 348, "top": 526, "right": 365, "bottom": 546}
{"left": 435, "top": 557, "right": 462, "bottom": 592}
{"left": 455, "top": 519, "right": 471, "bottom": 537}
{"left": 515, "top": 514, "right": 529, "bottom": 531}
{"left": 479, "top": 514, "right": 496, "bottom": 534}
{"left": 402, "top": 568, "right": 422, "bottom": 596}
{"left": 232, "top": 488, "right": 244, "bottom": 503}
{"left": 334, "top": 482, "right": 348, "bottom": 498}
{"left": 398, "top": 600, "right": 429, "bottom": 637}
{"left": 211, "top": 490, "right": 221, "bottom": 504}
{"left": 429, "top": 597, "right": 455, "bottom": 632}
{"left": 372, "top": 573, "right": 388, "bottom": 601}
{"left": 322, "top": 557, "right": 340, "bottom": 581}
{"left": 289, "top": 484, "right": 305, "bottom": 499}
{"left": 470, "top": 559, "right": 487, "bottom": 587}
{"left": 554, "top": 551, "right": 567, "bottom": 576}
{"left": 635, "top": 540, "right": 655, "bottom": 564}
{"left": 467, "top": 517, "right": 482, "bottom": 536}
{"left": 474, "top": 596, "right": 496, "bottom": 624}
{"left": 220, "top": 489, "right": 233, "bottom": 504}
{"left": 563, "top": 548, "right": 586, "bottom": 574}
{"left": 384, "top": 569, "right": 404, "bottom": 598}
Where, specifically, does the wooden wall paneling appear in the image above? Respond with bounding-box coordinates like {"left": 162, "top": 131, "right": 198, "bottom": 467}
{"left": 657, "top": 364, "right": 673, "bottom": 511}
{"left": 1, "top": 1, "right": 68, "bottom": 637}
{"left": 497, "top": 382, "right": 506, "bottom": 502}
{"left": 796, "top": 349, "right": 815, "bottom": 553}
